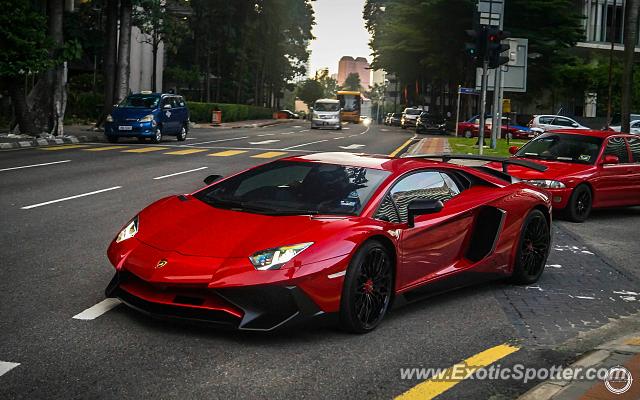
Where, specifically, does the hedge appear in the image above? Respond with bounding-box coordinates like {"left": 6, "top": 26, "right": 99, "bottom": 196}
{"left": 187, "top": 102, "right": 273, "bottom": 123}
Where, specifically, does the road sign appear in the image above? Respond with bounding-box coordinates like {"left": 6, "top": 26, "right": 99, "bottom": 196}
{"left": 503, "top": 99, "right": 511, "bottom": 113}
{"left": 476, "top": 38, "right": 528, "bottom": 93}
{"left": 459, "top": 87, "right": 478, "bottom": 95}
{"left": 478, "top": 0, "right": 503, "bottom": 27}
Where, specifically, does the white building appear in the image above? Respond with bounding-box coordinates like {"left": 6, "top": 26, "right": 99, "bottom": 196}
{"left": 576, "top": 0, "right": 639, "bottom": 52}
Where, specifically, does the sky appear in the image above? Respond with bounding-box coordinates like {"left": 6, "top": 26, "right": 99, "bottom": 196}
{"left": 308, "top": 0, "right": 372, "bottom": 77}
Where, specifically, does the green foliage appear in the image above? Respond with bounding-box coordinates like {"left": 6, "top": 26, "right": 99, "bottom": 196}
{"left": 296, "top": 79, "right": 325, "bottom": 107}
{"left": 134, "top": 0, "right": 190, "bottom": 55}
{"left": 0, "top": 0, "right": 53, "bottom": 77}
{"left": 187, "top": 102, "right": 273, "bottom": 122}
{"left": 164, "top": 66, "right": 201, "bottom": 87}
{"left": 66, "top": 91, "right": 104, "bottom": 120}
{"left": 343, "top": 73, "right": 362, "bottom": 91}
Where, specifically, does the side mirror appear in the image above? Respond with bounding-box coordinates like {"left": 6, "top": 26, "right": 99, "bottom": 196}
{"left": 407, "top": 199, "right": 444, "bottom": 228}
{"left": 602, "top": 155, "right": 619, "bottom": 165}
{"left": 508, "top": 146, "right": 520, "bottom": 155}
{"left": 163, "top": 104, "right": 172, "bottom": 109}
{"left": 203, "top": 174, "right": 222, "bottom": 185}
{"left": 571, "top": 123, "right": 579, "bottom": 128}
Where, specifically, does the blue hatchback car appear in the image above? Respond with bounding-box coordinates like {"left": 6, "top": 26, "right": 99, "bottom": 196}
{"left": 104, "top": 92, "right": 190, "bottom": 143}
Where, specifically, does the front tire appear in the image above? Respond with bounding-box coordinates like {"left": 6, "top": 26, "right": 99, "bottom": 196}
{"left": 510, "top": 209, "right": 550, "bottom": 285}
{"left": 340, "top": 240, "right": 393, "bottom": 333}
{"left": 566, "top": 184, "right": 592, "bottom": 222}
{"left": 464, "top": 130, "right": 472, "bottom": 138}
{"left": 151, "top": 128, "right": 162, "bottom": 144}
{"left": 177, "top": 125, "right": 187, "bottom": 141}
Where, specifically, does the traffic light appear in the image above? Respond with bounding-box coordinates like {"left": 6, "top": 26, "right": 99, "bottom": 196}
{"left": 465, "top": 27, "right": 487, "bottom": 67}
{"left": 487, "top": 29, "right": 510, "bottom": 69}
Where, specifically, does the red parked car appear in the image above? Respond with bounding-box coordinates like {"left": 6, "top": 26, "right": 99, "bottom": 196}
{"left": 106, "top": 152, "right": 552, "bottom": 333}
{"left": 494, "top": 130, "right": 640, "bottom": 222}
{"left": 458, "top": 115, "right": 535, "bottom": 140}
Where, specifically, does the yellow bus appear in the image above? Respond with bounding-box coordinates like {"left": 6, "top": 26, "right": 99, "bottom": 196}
{"left": 337, "top": 91, "right": 362, "bottom": 123}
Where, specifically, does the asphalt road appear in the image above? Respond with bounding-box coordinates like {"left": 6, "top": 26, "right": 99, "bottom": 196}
{"left": 1, "top": 121, "right": 639, "bottom": 400}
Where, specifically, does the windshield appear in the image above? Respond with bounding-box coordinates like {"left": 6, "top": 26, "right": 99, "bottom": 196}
{"left": 194, "top": 161, "right": 390, "bottom": 216}
{"left": 405, "top": 109, "right": 422, "bottom": 116}
{"left": 119, "top": 94, "right": 160, "bottom": 109}
{"left": 515, "top": 133, "right": 603, "bottom": 164}
{"left": 314, "top": 102, "right": 340, "bottom": 112}
{"left": 339, "top": 95, "right": 360, "bottom": 112}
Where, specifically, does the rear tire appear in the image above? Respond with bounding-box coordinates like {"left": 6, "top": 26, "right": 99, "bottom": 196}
{"left": 565, "top": 184, "right": 592, "bottom": 223}
{"left": 340, "top": 240, "right": 393, "bottom": 333}
{"left": 510, "top": 209, "right": 550, "bottom": 285}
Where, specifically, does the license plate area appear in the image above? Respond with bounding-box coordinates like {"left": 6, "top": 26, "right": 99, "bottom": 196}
{"left": 119, "top": 125, "right": 133, "bottom": 131}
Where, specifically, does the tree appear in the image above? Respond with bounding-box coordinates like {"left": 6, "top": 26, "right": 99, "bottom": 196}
{"left": 115, "top": 0, "right": 134, "bottom": 103}
{"left": 99, "top": 0, "right": 119, "bottom": 125}
{"left": 134, "top": 0, "right": 190, "bottom": 92}
{"left": 621, "top": 0, "right": 640, "bottom": 133}
{"left": 0, "top": 0, "right": 53, "bottom": 134}
{"left": 297, "top": 79, "right": 324, "bottom": 107}
{"left": 343, "top": 73, "right": 362, "bottom": 91}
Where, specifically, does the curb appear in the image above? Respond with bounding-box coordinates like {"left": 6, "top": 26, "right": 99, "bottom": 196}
{"left": 518, "top": 333, "right": 640, "bottom": 399}
{"left": 0, "top": 135, "right": 89, "bottom": 150}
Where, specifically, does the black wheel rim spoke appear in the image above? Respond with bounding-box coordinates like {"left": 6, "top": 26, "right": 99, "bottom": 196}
{"left": 354, "top": 248, "right": 392, "bottom": 328}
{"left": 520, "top": 216, "right": 549, "bottom": 277}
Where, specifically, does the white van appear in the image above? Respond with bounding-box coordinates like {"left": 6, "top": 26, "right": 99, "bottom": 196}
{"left": 311, "top": 99, "right": 342, "bottom": 130}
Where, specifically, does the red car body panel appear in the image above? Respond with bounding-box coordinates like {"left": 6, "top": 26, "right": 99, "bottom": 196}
{"left": 490, "top": 130, "right": 640, "bottom": 211}
{"left": 106, "top": 152, "right": 552, "bottom": 330}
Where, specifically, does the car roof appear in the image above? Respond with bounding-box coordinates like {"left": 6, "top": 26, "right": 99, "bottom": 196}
{"left": 543, "top": 129, "right": 628, "bottom": 139}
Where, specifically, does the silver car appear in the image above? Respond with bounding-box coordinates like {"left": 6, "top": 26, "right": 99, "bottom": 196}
{"left": 310, "top": 99, "right": 342, "bottom": 130}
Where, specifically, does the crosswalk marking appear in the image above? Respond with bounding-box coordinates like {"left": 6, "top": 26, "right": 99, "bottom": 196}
{"left": 0, "top": 361, "right": 20, "bottom": 377}
{"left": 73, "top": 298, "right": 121, "bottom": 320}
{"left": 252, "top": 151, "right": 288, "bottom": 159}
{"left": 83, "top": 146, "right": 126, "bottom": 152}
{"left": 163, "top": 148, "right": 208, "bottom": 155}
{"left": 208, "top": 150, "right": 248, "bottom": 157}
{"left": 40, "top": 145, "right": 91, "bottom": 151}
{"left": 122, "top": 146, "right": 167, "bottom": 153}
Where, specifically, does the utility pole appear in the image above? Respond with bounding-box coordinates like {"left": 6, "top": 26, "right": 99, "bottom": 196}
{"left": 478, "top": 61, "right": 489, "bottom": 155}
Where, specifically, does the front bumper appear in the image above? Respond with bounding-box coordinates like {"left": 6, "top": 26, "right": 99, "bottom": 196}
{"left": 311, "top": 118, "right": 341, "bottom": 128}
{"left": 105, "top": 121, "right": 156, "bottom": 138}
{"left": 106, "top": 270, "right": 326, "bottom": 331}
{"left": 402, "top": 119, "right": 417, "bottom": 127}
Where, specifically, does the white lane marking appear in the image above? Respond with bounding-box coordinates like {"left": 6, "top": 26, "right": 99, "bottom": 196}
{"left": 359, "top": 125, "right": 372, "bottom": 135}
{"left": 257, "top": 133, "right": 276, "bottom": 137}
{"left": 349, "top": 134, "right": 358, "bottom": 137}
{"left": 328, "top": 270, "right": 346, "bottom": 279}
{"left": 574, "top": 295, "right": 595, "bottom": 300}
{"left": 280, "top": 131, "right": 294, "bottom": 135}
{"left": 0, "top": 361, "right": 20, "bottom": 376}
{"left": 298, "top": 129, "right": 310, "bottom": 132}
{"left": 293, "top": 125, "right": 302, "bottom": 128}
{"left": 248, "top": 140, "right": 281, "bottom": 145}
{"left": 187, "top": 136, "right": 249, "bottom": 146}
{"left": 0, "top": 159, "right": 71, "bottom": 172}
{"left": 186, "top": 137, "right": 196, "bottom": 140}
{"left": 339, "top": 144, "right": 366, "bottom": 150}
{"left": 333, "top": 137, "right": 345, "bottom": 140}
{"left": 546, "top": 264, "right": 562, "bottom": 268}
{"left": 21, "top": 186, "right": 122, "bottom": 210}
{"left": 342, "top": 127, "right": 350, "bottom": 130}
{"left": 153, "top": 166, "right": 208, "bottom": 180}
{"left": 72, "top": 298, "right": 122, "bottom": 320}
{"left": 283, "top": 139, "right": 329, "bottom": 150}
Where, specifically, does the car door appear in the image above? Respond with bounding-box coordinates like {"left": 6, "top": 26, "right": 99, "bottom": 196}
{"left": 592, "top": 136, "right": 633, "bottom": 207}
{"left": 625, "top": 137, "right": 640, "bottom": 205}
{"left": 384, "top": 171, "right": 472, "bottom": 290}
{"left": 160, "top": 97, "right": 176, "bottom": 133}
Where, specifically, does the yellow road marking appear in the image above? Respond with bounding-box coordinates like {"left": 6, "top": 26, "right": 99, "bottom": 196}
{"left": 625, "top": 337, "right": 640, "bottom": 346}
{"left": 40, "top": 145, "right": 91, "bottom": 151}
{"left": 251, "top": 151, "right": 288, "bottom": 159}
{"left": 395, "top": 343, "right": 520, "bottom": 400}
{"left": 208, "top": 150, "right": 248, "bottom": 157}
{"left": 389, "top": 139, "right": 414, "bottom": 157}
{"left": 83, "top": 146, "right": 126, "bottom": 152}
{"left": 122, "top": 147, "right": 167, "bottom": 153}
{"left": 163, "top": 148, "right": 208, "bottom": 155}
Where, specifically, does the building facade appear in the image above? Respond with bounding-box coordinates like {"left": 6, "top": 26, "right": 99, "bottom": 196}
{"left": 337, "top": 56, "right": 371, "bottom": 89}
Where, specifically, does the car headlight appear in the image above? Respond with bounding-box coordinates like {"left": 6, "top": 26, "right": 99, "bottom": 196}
{"left": 116, "top": 216, "right": 139, "bottom": 243}
{"left": 524, "top": 180, "right": 566, "bottom": 189}
{"left": 106, "top": 114, "right": 114, "bottom": 122}
{"left": 139, "top": 114, "right": 155, "bottom": 123}
{"left": 249, "top": 242, "right": 313, "bottom": 271}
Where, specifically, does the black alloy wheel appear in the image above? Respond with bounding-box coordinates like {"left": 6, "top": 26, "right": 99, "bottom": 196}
{"left": 511, "top": 209, "right": 550, "bottom": 284}
{"left": 340, "top": 241, "right": 393, "bottom": 333}
{"left": 566, "top": 185, "right": 592, "bottom": 223}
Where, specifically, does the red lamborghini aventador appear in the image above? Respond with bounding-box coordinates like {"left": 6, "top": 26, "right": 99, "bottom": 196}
{"left": 106, "top": 152, "right": 552, "bottom": 333}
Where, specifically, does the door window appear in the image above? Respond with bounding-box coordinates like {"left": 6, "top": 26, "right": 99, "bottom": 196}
{"left": 628, "top": 137, "right": 640, "bottom": 163}
{"left": 384, "top": 171, "right": 460, "bottom": 223}
{"left": 604, "top": 137, "right": 630, "bottom": 163}
{"left": 539, "top": 116, "right": 553, "bottom": 124}
{"left": 554, "top": 117, "right": 575, "bottom": 127}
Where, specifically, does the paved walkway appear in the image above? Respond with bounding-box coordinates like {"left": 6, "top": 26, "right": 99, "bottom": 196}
{"left": 407, "top": 136, "right": 451, "bottom": 155}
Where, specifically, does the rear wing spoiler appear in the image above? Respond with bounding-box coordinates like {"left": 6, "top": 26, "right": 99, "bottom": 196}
{"left": 402, "top": 154, "right": 548, "bottom": 173}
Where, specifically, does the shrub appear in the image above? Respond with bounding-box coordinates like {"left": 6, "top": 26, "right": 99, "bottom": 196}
{"left": 186, "top": 101, "right": 272, "bottom": 123}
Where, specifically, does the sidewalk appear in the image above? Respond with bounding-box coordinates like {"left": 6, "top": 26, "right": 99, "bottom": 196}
{"left": 519, "top": 332, "right": 640, "bottom": 399}
{"left": 406, "top": 136, "right": 451, "bottom": 155}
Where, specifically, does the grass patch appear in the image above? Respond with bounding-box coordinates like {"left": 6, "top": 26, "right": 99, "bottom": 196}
{"left": 447, "top": 137, "right": 527, "bottom": 157}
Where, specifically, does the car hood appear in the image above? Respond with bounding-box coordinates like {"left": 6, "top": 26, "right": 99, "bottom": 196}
{"left": 489, "top": 158, "right": 594, "bottom": 180}
{"left": 111, "top": 107, "right": 156, "bottom": 120}
{"left": 135, "top": 195, "right": 345, "bottom": 258}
